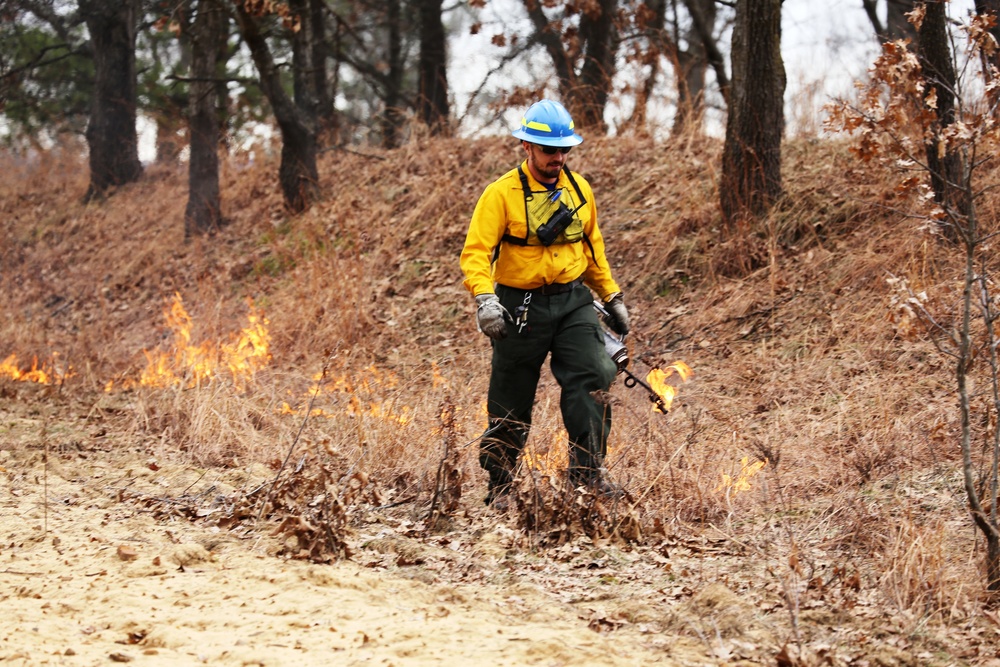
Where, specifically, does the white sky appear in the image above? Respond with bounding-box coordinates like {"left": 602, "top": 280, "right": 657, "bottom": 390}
{"left": 450, "top": 0, "right": 980, "bottom": 139}
{"left": 783, "top": 0, "right": 976, "bottom": 113}
{"left": 136, "top": 0, "right": 982, "bottom": 159}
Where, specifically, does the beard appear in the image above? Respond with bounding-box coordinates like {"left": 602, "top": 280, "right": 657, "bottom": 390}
{"left": 529, "top": 153, "right": 563, "bottom": 181}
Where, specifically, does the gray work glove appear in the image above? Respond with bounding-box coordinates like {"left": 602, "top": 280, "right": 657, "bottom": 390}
{"left": 604, "top": 293, "right": 630, "bottom": 336}
{"left": 475, "top": 293, "right": 511, "bottom": 340}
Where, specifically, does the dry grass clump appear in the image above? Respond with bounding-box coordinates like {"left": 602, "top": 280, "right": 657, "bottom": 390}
{"left": 268, "top": 445, "right": 372, "bottom": 563}
{"left": 505, "top": 470, "right": 643, "bottom": 547}
{"left": 827, "top": 479, "right": 980, "bottom": 623}
{"left": 104, "top": 381, "right": 287, "bottom": 466}
{"left": 878, "top": 514, "right": 958, "bottom": 617}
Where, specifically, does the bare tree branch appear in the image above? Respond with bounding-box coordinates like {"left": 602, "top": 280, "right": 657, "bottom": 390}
{"left": 681, "top": 0, "right": 729, "bottom": 104}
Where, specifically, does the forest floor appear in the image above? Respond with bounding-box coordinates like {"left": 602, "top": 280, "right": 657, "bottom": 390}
{"left": 3, "top": 136, "right": 1000, "bottom": 665}
{"left": 5, "top": 387, "right": 992, "bottom": 667}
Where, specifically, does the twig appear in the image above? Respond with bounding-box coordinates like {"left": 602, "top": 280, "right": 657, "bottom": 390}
{"left": 181, "top": 469, "right": 209, "bottom": 496}
{"left": 42, "top": 424, "right": 48, "bottom": 535}
{"left": 426, "top": 441, "right": 449, "bottom": 525}
{"left": 426, "top": 399, "right": 458, "bottom": 527}
{"left": 374, "top": 494, "right": 418, "bottom": 510}
{"left": 631, "top": 428, "right": 694, "bottom": 505}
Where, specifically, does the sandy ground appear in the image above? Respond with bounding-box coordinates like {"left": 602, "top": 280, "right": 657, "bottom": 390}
{"left": 7, "top": 393, "right": 1000, "bottom": 667}
{"left": 0, "top": 438, "right": 707, "bottom": 666}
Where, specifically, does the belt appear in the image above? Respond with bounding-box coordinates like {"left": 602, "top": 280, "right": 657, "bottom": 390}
{"left": 500, "top": 278, "right": 583, "bottom": 296}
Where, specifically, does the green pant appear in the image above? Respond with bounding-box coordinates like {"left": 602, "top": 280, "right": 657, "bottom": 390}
{"left": 480, "top": 283, "right": 618, "bottom": 490}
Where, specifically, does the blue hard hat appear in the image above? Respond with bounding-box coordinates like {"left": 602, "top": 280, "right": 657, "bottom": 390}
{"left": 511, "top": 100, "right": 583, "bottom": 148}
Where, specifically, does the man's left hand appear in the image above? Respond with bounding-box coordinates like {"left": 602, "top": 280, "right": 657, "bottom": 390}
{"left": 604, "top": 294, "right": 630, "bottom": 336}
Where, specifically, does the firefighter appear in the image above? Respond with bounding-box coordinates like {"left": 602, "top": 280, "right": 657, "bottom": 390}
{"left": 460, "top": 99, "right": 630, "bottom": 507}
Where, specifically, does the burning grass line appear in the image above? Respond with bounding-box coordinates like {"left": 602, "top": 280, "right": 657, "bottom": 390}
{"left": 0, "top": 353, "right": 71, "bottom": 385}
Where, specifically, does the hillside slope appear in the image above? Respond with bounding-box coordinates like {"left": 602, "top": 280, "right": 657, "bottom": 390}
{"left": 2, "top": 135, "right": 999, "bottom": 665}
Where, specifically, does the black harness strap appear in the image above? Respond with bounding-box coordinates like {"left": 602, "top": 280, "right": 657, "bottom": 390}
{"left": 493, "top": 165, "right": 599, "bottom": 265}
{"left": 500, "top": 166, "right": 587, "bottom": 247}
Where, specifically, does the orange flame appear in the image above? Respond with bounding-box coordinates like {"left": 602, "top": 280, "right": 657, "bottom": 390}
{"left": 646, "top": 361, "right": 693, "bottom": 412}
{"left": 280, "top": 364, "right": 413, "bottom": 425}
{"left": 715, "top": 456, "right": 767, "bottom": 495}
{"left": 523, "top": 430, "right": 570, "bottom": 473}
{"left": 522, "top": 430, "right": 623, "bottom": 474}
{"left": 431, "top": 361, "right": 447, "bottom": 389}
{"left": 107, "top": 293, "right": 270, "bottom": 391}
{"left": 0, "top": 353, "right": 62, "bottom": 384}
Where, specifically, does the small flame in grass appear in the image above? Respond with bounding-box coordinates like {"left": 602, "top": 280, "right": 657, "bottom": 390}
{"left": 523, "top": 430, "right": 570, "bottom": 473}
{"left": 715, "top": 456, "right": 767, "bottom": 495}
{"left": 106, "top": 293, "right": 270, "bottom": 391}
{"left": 522, "top": 430, "right": 622, "bottom": 474}
{"left": 1, "top": 353, "right": 64, "bottom": 384}
{"left": 431, "top": 361, "right": 447, "bottom": 389}
{"left": 646, "top": 361, "right": 693, "bottom": 413}
{"left": 280, "top": 364, "right": 413, "bottom": 425}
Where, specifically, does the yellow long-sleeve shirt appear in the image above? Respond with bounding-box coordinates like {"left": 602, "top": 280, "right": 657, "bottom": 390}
{"left": 460, "top": 161, "right": 621, "bottom": 300}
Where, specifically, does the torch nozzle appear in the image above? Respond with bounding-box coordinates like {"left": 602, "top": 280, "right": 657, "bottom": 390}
{"left": 622, "top": 367, "right": 669, "bottom": 413}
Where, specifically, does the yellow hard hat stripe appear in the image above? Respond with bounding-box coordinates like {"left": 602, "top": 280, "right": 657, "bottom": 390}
{"left": 523, "top": 119, "right": 551, "bottom": 132}
{"left": 522, "top": 118, "right": 575, "bottom": 133}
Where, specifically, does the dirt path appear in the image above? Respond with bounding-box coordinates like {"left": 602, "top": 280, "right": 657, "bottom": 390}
{"left": 5, "top": 397, "right": 990, "bottom": 667}
{"left": 1, "top": 441, "right": 703, "bottom": 666}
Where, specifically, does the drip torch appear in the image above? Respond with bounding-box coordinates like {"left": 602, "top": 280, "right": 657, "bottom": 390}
{"left": 592, "top": 300, "right": 669, "bottom": 413}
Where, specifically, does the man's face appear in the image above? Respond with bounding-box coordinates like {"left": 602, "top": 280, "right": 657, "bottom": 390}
{"left": 523, "top": 142, "right": 570, "bottom": 182}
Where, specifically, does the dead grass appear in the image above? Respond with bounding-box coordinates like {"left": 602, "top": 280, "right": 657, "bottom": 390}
{"left": 3, "top": 132, "right": 1000, "bottom": 655}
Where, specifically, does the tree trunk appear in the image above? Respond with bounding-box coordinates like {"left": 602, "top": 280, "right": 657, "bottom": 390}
{"left": 155, "top": 109, "right": 186, "bottom": 165}
{"left": 417, "top": 0, "right": 450, "bottom": 134}
{"left": 234, "top": 1, "right": 319, "bottom": 213}
{"left": 214, "top": 13, "right": 233, "bottom": 151}
{"left": 382, "top": 0, "right": 406, "bottom": 148}
{"left": 720, "top": 0, "right": 785, "bottom": 225}
{"left": 887, "top": 0, "right": 919, "bottom": 40}
{"left": 989, "top": 534, "right": 1000, "bottom": 591}
{"left": 523, "top": 0, "right": 575, "bottom": 102}
{"left": 184, "top": 0, "right": 225, "bottom": 237}
{"left": 326, "top": 15, "right": 346, "bottom": 145}
{"left": 521, "top": 0, "right": 619, "bottom": 132}
{"left": 918, "top": 0, "right": 969, "bottom": 240}
{"left": 682, "top": 0, "right": 729, "bottom": 106}
{"left": 310, "top": 0, "right": 336, "bottom": 139}
{"left": 958, "top": 208, "right": 1000, "bottom": 592}
{"left": 574, "top": 0, "right": 618, "bottom": 132}
{"left": 152, "top": 9, "right": 193, "bottom": 166}
{"left": 627, "top": 0, "right": 670, "bottom": 133}
{"left": 975, "top": 0, "right": 1000, "bottom": 52}
{"left": 975, "top": 0, "right": 1000, "bottom": 45}
{"left": 79, "top": 0, "right": 142, "bottom": 201}
{"left": 975, "top": 0, "right": 1000, "bottom": 113}
{"left": 289, "top": 0, "right": 319, "bottom": 125}
{"left": 674, "top": 0, "right": 714, "bottom": 134}
{"left": 862, "top": 0, "right": 917, "bottom": 42}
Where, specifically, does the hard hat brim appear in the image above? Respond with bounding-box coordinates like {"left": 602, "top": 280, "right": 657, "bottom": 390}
{"left": 511, "top": 128, "right": 584, "bottom": 147}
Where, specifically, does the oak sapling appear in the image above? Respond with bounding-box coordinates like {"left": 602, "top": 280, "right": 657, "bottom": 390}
{"left": 827, "top": 8, "right": 1000, "bottom": 592}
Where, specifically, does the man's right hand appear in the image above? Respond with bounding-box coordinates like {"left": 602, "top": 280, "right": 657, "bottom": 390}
{"left": 475, "top": 294, "right": 510, "bottom": 340}
{"left": 604, "top": 293, "right": 630, "bottom": 335}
